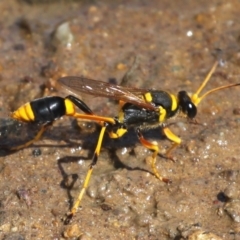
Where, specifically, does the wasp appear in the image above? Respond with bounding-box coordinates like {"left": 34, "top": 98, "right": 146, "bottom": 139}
{"left": 10, "top": 60, "right": 240, "bottom": 224}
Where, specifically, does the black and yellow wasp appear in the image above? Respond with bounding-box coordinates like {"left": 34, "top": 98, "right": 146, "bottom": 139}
{"left": 10, "top": 60, "right": 240, "bottom": 223}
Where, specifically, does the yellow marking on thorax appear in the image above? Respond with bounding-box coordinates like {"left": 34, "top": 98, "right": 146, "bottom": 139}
{"left": 169, "top": 94, "right": 178, "bottom": 111}
{"left": 64, "top": 98, "right": 75, "bottom": 116}
{"left": 118, "top": 109, "right": 125, "bottom": 123}
{"left": 159, "top": 106, "right": 167, "bottom": 123}
{"left": 144, "top": 92, "right": 152, "bottom": 103}
{"left": 11, "top": 102, "right": 35, "bottom": 122}
{"left": 118, "top": 100, "right": 127, "bottom": 124}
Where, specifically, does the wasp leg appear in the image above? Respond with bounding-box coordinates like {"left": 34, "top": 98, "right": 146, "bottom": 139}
{"left": 10, "top": 122, "right": 52, "bottom": 151}
{"left": 64, "top": 123, "right": 107, "bottom": 224}
{"left": 136, "top": 128, "right": 170, "bottom": 183}
{"left": 71, "top": 113, "right": 116, "bottom": 125}
{"left": 162, "top": 127, "right": 181, "bottom": 160}
{"left": 65, "top": 95, "right": 116, "bottom": 125}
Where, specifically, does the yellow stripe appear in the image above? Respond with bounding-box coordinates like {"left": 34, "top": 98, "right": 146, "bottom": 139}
{"left": 144, "top": 92, "right": 152, "bottom": 103}
{"left": 11, "top": 103, "right": 35, "bottom": 122}
{"left": 169, "top": 94, "right": 178, "bottom": 111}
{"left": 64, "top": 98, "right": 75, "bottom": 115}
{"left": 118, "top": 109, "right": 125, "bottom": 123}
{"left": 159, "top": 106, "right": 166, "bottom": 122}
{"left": 24, "top": 103, "right": 35, "bottom": 121}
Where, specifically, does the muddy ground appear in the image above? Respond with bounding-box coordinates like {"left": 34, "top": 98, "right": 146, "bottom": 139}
{"left": 0, "top": 0, "right": 240, "bottom": 239}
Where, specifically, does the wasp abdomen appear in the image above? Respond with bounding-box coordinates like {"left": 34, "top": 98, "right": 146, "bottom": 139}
{"left": 11, "top": 96, "right": 66, "bottom": 123}
{"left": 30, "top": 96, "right": 66, "bottom": 123}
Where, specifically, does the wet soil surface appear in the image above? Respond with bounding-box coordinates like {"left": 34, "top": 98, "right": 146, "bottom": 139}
{"left": 1, "top": 0, "right": 240, "bottom": 239}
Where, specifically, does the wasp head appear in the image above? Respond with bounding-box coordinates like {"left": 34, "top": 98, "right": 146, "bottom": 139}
{"left": 178, "top": 91, "right": 197, "bottom": 119}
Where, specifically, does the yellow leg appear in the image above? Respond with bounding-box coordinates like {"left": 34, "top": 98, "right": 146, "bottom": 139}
{"left": 64, "top": 124, "right": 107, "bottom": 224}
{"left": 162, "top": 127, "right": 181, "bottom": 160}
{"left": 72, "top": 112, "right": 116, "bottom": 125}
{"left": 10, "top": 123, "right": 52, "bottom": 151}
{"left": 136, "top": 128, "right": 170, "bottom": 183}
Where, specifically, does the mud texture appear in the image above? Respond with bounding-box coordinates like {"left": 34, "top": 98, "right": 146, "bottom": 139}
{"left": 1, "top": 0, "right": 240, "bottom": 239}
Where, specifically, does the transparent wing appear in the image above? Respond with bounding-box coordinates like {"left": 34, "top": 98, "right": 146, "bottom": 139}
{"left": 58, "top": 76, "right": 156, "bottom": 110}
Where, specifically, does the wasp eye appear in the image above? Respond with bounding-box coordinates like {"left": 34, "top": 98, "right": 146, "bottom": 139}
{"left": 186, "top": 102, "right": 197, "bottom": 118}
{"left": 178, "top": 91, "right": 197, "bottom": 119}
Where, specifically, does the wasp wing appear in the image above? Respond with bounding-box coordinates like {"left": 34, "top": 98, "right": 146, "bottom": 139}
{"left": 58, "top": 76, "right": 156, "bottom": 110}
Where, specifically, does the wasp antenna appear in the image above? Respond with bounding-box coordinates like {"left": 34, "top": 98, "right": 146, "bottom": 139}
{"left": 196, "top": 83, "right": 240, "bottom": 103}
{"left": 191, "top": 61, "right": 219, "bottom": 106}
